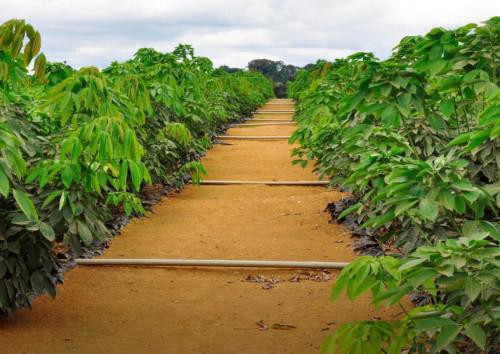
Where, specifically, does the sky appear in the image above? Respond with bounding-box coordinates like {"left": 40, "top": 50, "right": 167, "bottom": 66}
{"left": 2, "top": 0, "right": 499, "bottom": 69}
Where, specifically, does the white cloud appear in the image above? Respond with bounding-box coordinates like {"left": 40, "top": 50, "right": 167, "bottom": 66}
{"left": 177, "top": 29, "right": 276, "bottom": 49}
{"left": 1, "top": 0, "right": 498, "bottom": 68}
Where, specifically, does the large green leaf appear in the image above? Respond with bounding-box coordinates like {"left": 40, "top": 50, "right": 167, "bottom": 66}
{"left": 435, "top": 325, "right": 462, "bottom": 351}
{"left": 77, "top": 220, "right": 93, "bottom": 245}
{"left": 13, "top": 189, "right": 38, "bottom": 221}
{"left": 128, "top": 160, "right": 142, "bottom": 192}
{"left": 464, "top": 323, "right": 486, "bottom": 350}
{"left": 0, "top": 167, "right": 9, "bottom": 198}
{"left": 39, "top": 222, "right": 55, "bottom": 241}
{"left": 419, "top": 198, "right": 439, "bottom": 221}
{"left": 439, "top": 98, "right": 455, "bottom": 118}
{"left": 395, "top": 199, "right": 418, "bottom": 216}
{"left": 381, "top": 104, "right": 401, "bottom": 127}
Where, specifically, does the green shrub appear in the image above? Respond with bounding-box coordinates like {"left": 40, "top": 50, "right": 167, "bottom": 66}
{"left": 0, "top": 19, "right": 274, "bottom": 314}
{"left": 289, "top": 17, "right": 499, "bottom": 353}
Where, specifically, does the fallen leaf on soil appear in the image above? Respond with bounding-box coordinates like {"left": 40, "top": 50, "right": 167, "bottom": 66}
{"left": 272, "top": 323, "right": 297, "bottom": 330}
{"left": 244, "top": 271, "right": 332, "bottom": 289}
{"left": 244, "top": 274, "right": 281, "bottom": 289}
{"left": 287, "top": 271, "right": 332, "bottom": 283}
{"left": 322, "top": 320, "right": 337, "bottom": 331}
{"left": 256, "top": 320, "right": 268, "bottom": 331}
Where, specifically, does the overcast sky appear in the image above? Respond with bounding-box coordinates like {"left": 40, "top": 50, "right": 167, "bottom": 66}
{"left": 2, "top": 1, "right": 499, "bottom": 69}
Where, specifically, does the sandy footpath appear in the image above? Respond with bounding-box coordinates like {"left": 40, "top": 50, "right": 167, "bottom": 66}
{"left": 0, "top": 99, "right": 401, "bottom": 354}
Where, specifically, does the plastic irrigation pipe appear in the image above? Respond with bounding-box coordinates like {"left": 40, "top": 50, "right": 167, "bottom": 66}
{"left": 249, "top": 119, "right": 293, "bottom": 122}
{"left": 75, "top": 258, "right": 349, "bottom": 269}
{"left": 254, "top": 111, "right": 295, "bottom": 114}
{"left": 231, "top": 122, "right": 296, "bottom": 127}
{"left": 256, "top": 109, "right": 295, "bottom": 111}
{"left": 238, "top": 117, "right": 291, "bottom": 120}
{"left": 216, "top": 135, "right": 291, "bottom": 140}
{"left": 200, "top": 180, "right": 329, "bottom": 186}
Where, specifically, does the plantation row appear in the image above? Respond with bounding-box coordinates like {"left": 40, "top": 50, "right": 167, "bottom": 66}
{"left": 289, "top": 17, "right": 499, "bottom": 353}
{"left": 0, "top": 19, "right": 274, "bottom": 314}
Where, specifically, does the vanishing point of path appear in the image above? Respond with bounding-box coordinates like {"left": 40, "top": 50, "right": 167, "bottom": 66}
{"left": 0, "top": 99, "right": 400, "bottom": 353}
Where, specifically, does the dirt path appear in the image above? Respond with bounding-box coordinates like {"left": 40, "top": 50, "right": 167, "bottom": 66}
{"left": 0, "top": 99, "right": 400, "bottom": 354}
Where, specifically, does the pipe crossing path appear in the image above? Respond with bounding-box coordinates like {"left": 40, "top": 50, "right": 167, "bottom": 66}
{"left": 0, "top": 99, "right": 401, "bottom": 354}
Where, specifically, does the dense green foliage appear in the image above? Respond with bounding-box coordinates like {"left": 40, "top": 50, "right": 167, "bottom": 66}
{"left": 0, "top": 20, "right": 273, "bottom": 314}
{"left": 288, "top": 17, "right": 499, "bottom": 353}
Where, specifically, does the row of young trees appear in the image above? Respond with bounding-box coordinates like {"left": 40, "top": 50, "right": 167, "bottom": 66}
{"left": 0, "top": 19, "right": 274, "bottom": 314}
{"left": 288, "top": 17, "right": 499, "bottom": 353}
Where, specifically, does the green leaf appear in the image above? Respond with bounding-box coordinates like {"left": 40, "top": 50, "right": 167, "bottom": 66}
{"left": 13, "top": 189, "right": 38, "bottom": 221}
{"left": 462, "top": 221, "right": 489, "bottom": 240}
{"left": 478, "top": 105, "right": 500, "bottom": 126}
{"left": 0, "top": 167, "right": 10, "bottom": 198}
{"left": 30, "top": 271, "right": 46, "bottom": 294}
{"left": 466, "top": 129, "right": 490, "bottom": 151}
{"left": 372, "top": 286, "right": 411, "bottom": 305}
{"left": 362, "top": 210, "right": 396, "bottom": 229}
{"left": 390, "top": 76, "right": 408, "bottom": 89}
{"left": 331, "top": 274, "right": 349, "bottom": 301}
{"left": 395, "top": 200, "right": 419, "bottom": 216}
{"left": 436, "top": 325, "right": 461, "bottom": 351}
{"left": 448, "top": 132, "right": 472, "bottom": 146}
{"left": 59, "top": 191, "right": 67, "bottom": 210}
{"left": 0, "top": 263, "right": 7, "bottom": 281}
{"left": 381, "top": 104, "right": 401, "bottom": 127}
{"left": 428, "top": 59, "right": 447, "bottom": 74}
{"left": 419, "top": 198, "right": 439, "bottom": 221}
{"left": 451, "top": 180, "right": 476, "bottom": 191}
{"left": 42, "top": 190, "right": 62, "bottom": 208}
{"left": 338, "top": 202, "right": 362, "bottom": 219}
{"left": 119, "top": 160, "right": 129, "bottom": 191}
{"left": 407, "top": 268, "right": 437, "bottom": 288}
{"left": 399, "top": 258, "right": 427, "bottom": 271}
{"left": 0, "top": 281, "right": 8, "bottom": 307}
{"left": 454, "top": 196, "right": 465, "bottom": 214}
{"left": 61, "top": 165, "right": 74, "bottom": 188}
{"left": 128, "top": 160, "right": 142, "bottom": 192}
{"left": 464, "top": 278, "right": 481, "bottom": 302}
{"left": 413, "top": 317, "right": 457, "bottom": 330}
{"left": 439, "top": 98, "right": 455, "bottom": 118}
{"left": 440, "top": 190, "right": 455, "bottom": 211}
{"left": 39, "top": 222, "right": 55, "bottom": 241}
{"left": 464, "top": 323, "right": 486, "bottom": 350}
{"left": 124, "top": 202, "right": 132, "bottom": 216}
{"left": 428, "top": 113, "right": 445, "bottom": 130}
{"left": 345, "top": 91, "right": 365, "bottom": 112}
{"left": 77, "top": 220, "right": 93, "bottom": 245}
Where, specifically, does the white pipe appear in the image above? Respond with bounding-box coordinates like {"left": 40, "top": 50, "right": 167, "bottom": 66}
{"left": 256, "top": 110, "right": 295, "bottom": 112}
{"left": 200, "top": 180, "right": 328, "bottom": 186}
{"left": 254, "top": 111, "right": 295, "bottom": 114}
{"left": 75, "top": 258, "right": 348, "bottom": 269}
{"left": 216, "top": 135, "right": 291, "bottom": 140}
{"left": 250, "top": 119, "right": 293, "bottom": 122}
{"left": 232, "top": 122, "right": 296, "bottom": 127}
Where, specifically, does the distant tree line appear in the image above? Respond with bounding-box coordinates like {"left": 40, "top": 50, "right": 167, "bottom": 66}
{"left": 219, "top": 59, "right": 299, "bottom": 97}
{"left": 248, "top": 59, "right": 298, "bottom": 97}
